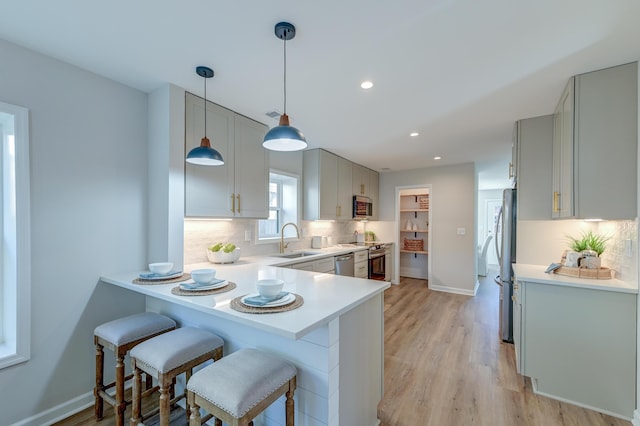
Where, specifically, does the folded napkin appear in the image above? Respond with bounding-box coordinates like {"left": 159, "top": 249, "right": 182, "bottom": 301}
{"left": 139, "top": 270, "right": 182, "bottom": 279}
{"left": 244, "top": 291, "right": 289, "bottom": 306}
{"left": 181, "top": 278, "right": 226, "bottom": 290}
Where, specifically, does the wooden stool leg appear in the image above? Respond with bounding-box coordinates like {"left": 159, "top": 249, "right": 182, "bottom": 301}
{"left": 286, "top": 381, "right": 295, "bottom": 426}
{"left": 115, "top": 353, "right": 126, "bottom": 426}
{"left": 130, "top": 363, "right": 142, "bottom": 426}
{"left": 187, "top": 391, "right": 202, "bottom": 426}
{"left": 145, "top": 372, "right": 153, "bottom": 390}
{"left": 185, "top": 368, "right": 193, "bottom": 424}
{"left": 215, "top": 419, "right": 222, "bottom": 426}
{"left": 159, "top": 381, "right": 171, "bottom": 426}
{"left": 94, "top": 342, "right": 104, "bottom": 420}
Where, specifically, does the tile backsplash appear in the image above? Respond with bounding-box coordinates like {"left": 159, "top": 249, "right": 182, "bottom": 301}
{"left": 517, "top": 219, "right": 637, "bottom": 284}
{"left": 183, "top": 219, "right": 371, "bottom": 265}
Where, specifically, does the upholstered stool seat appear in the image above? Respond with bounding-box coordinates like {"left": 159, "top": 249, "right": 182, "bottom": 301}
{"left": 130, "top": 327, "right": 224, "bottom": 426}
{"left": 94, "top": 312, "right": 176, "bottom": 426}
{"left": 187, "top": 348, "right": 297, "bottom": 426}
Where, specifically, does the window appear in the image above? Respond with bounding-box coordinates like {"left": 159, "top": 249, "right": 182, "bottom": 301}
{"left": 258, "top": 171, "right": 299, "bottom": 241}
{"left": 0, "top": 101, "right": 31, "bottom": 369}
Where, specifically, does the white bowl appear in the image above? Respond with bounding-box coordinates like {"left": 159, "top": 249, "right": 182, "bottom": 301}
{"left": 207, "top": 247, "right": 241, "bottom": 264}
{"left": 256, "top": 279, "right": 284, "bottom": 299}
{"left": 191, "top": 268, "right": 216, "bottom": 285}
{"left": 149, "top": 262, "right": 173, "bottom": 274}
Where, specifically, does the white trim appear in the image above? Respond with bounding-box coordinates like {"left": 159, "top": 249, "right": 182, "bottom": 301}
{"left": 9, "top": 391, "right": 94, "bottom": 426}
{"left": 632, "top": 409, "right": 640, "bottom": 426}
{"left": 394, "top": 184, "right": 432, "bottom": 286}
{"left": 429, "top": 283, "right": 478, "bottom": 296}
{"left": 532, "top": 378, "right": 633, "bottom": 421}
{"left": 0, "top": 101, "right": 31, "bottom": 370}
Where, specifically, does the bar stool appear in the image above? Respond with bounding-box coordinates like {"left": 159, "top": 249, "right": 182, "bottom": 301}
{"left": 94, "top": 312, "right": 176, "bottom": 426}
{"left": 186, "top": 348, "right": 297, "bottom": 426}
{"left": 129, "top": 326, "right": 224, "bottom": 426}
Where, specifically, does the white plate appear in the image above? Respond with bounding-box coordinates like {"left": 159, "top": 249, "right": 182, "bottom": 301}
{"left": 139, "top": 270, "right": 183, "bottom": 280}
{"left": 241, "top": 292, "right": 295, "bottom": 308}
{"left": 179, "top": 279, "right": 228, "bottom": 292}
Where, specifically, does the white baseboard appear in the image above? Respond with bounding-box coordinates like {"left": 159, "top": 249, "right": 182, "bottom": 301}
{"left": 11, "top": 391, "right": 94, "bottom": 426}
{"left": 429, "top": 283, "right": 478, "bottom": 296}
{"left": 531, "top": 378, "right": 632, "bottom": 421}
{"left": 632, "top": 409, "right": 640, "bottom": 426}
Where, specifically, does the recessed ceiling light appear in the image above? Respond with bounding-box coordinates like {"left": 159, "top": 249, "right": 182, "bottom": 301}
{"left": 360, "top": 81, "right": 374, "bottom": 89}
{"left": 410, "top": 132, "right": 419, "bottom": 137}
{"left": 434, "top": 156, "right": 442, "bottom": 160}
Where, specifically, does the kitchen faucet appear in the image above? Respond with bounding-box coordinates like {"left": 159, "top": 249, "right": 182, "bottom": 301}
{"left": 280, "top": 222, "right": 300, "bottom": 253}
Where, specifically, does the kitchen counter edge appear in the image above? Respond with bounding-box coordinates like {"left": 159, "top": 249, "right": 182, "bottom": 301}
{"left": 513, "top": 263, "right": 638, "bottom": 294}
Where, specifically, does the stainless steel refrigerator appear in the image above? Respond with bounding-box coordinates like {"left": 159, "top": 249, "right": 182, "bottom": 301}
{"left": 494, "top": 188, "right": 516, "bottom": 343}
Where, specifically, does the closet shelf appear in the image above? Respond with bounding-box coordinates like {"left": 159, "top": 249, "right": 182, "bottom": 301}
{"left": 400, "top": 229, "right": 428, "bottom": 233}
{"left": 400, "top": 249, "right": 429, "bottom": 255}
{"left": 400, "top": 209, "right": 429, "bottom": 212}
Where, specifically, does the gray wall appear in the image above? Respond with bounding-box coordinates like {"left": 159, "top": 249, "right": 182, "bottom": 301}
{"left": 379, "top": 163, "right": 478, "bottom": 293}
{"left": 0, "top": 39, "right": 148, "bottom": 424}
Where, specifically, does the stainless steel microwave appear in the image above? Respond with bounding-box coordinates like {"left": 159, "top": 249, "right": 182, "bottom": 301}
{"left": 353, "top": 195, "right": 373, "bottom": 219}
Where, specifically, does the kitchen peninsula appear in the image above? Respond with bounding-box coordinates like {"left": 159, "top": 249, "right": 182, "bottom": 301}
{"left": 100, "top": 251, "right": 390, "bottom": 426}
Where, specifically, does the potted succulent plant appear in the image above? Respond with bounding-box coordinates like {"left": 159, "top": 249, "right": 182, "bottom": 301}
{"left": 565, "top": 230, "right": 610, "bottom": 269}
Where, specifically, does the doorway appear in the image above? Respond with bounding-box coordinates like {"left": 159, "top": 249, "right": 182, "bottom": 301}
{"left": 394, "top": 184, "right": 432, "bottom": 284}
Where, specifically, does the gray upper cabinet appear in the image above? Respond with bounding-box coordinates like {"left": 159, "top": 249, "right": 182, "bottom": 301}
{"left": 353, "top": 164, "right": 379, "bottom": 220}
{"left": 552, "top": 62, "right": 638, "bottom": 219}
{"left": 303, "top": 149, "right": 352, "bottom": 221}
{"left": 185, "top": 92, "right": 268, "bottom": 218}
{"left": 515, "top": 115, "right": 554, "bottom": 220}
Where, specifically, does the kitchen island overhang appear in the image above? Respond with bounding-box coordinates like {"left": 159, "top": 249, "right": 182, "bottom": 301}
{"left": 100, "top": 258, "right": 389, "bottom": 426}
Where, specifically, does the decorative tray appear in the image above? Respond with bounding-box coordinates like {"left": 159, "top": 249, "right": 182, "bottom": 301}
{"left": 553, "top": 266, "right": 615, "bottom": 280}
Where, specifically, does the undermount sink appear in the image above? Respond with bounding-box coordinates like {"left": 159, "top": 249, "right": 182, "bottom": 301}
{"left": 275, "top": 252, "right": 318, "bottom": 259}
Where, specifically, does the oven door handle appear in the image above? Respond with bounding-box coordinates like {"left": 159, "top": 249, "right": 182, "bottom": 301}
{"left": 369, "top": 253, "right": 385, "bottom": 259}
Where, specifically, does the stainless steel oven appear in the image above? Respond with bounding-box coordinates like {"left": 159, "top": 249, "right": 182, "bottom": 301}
{"left": 368, "top": 244, "right": 386, "bottom": 280}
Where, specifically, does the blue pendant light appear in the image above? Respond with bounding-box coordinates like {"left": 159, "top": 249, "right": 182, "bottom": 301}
{"left": 186, "top": 66, "right": 225, "bottom": 166}
{"left": 263, "top": 22, "right": 307, "bottom": 151}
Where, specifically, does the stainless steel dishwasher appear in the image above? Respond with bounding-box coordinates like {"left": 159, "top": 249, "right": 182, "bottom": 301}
{"left": 334, "top": 252, "right": 355, "bottom": 277}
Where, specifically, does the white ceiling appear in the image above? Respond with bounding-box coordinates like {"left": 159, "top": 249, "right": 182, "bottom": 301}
{"left": 1, "top": 1, "right": 639, "bottom": 189}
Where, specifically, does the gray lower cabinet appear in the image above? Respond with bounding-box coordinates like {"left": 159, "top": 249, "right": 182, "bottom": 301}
{"left": 354, "top": 250, "right": 368, "bottom": 278}
{"left": 185, "top": 92, "right": 268, "bottom": 218}
{"left": 514, "top": 278, "right": 636, "bottom": 418}
{"left": 552, "top": 62, "right": 638, "bottom": 219}
{"left": 384, "top": 243, "right": 393, "bottom": 282}
{"left": 288, "top": 256, "right": 335, "bottom": 274}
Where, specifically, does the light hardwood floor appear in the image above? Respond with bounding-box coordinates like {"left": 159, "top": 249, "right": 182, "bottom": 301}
{"left": 378, "top": 274, "right": 631, "bottom": 426}
{"left": 56, "top": 273, "right": 631, "bottom": 425}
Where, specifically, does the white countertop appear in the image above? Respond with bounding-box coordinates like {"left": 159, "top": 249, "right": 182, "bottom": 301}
{"left": 513, "top": 263, "right": 638, "bottom": 294}
{"left": 100, "top": 247, "right": 390, "bottom": 340}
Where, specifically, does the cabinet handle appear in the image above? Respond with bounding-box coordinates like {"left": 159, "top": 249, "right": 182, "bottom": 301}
{"left": 553, "top": 191, "right": 560, "bottom": 213}
{"left": 236, "top": 194, "right": 241, "bottom": 214}
{"left": 508, "top": 162, "right": 514, "bottom": 179}
{"left": 361, "top": 183, "right": 365, "bottom": 195}
{"left": 231, "top": 193, "right": 235, "bottom": 213}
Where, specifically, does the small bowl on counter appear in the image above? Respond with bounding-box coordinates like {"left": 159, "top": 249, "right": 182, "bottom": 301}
{"left": 190, "top": 268, "right": 217, "bottom": 285}
{"left": 256, "top": 279, "right": 284, "bottom": 300}
{"left": 149, "top": 262, "right": 173, "bottom": 274}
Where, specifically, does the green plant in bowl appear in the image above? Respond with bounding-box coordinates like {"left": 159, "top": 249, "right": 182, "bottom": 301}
{"left": 566, "top": 230, "right": 610, "bottom": 256}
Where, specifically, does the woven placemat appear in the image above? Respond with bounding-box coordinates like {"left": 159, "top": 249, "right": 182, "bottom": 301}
{"left": 171, "top": 281, "right": 237, "bottom": 296}
{"left": 132, "top": 273, "right": 191, "bottom": 285}
{"left": 230, "top": 293, "right": 304, "bottom": 314}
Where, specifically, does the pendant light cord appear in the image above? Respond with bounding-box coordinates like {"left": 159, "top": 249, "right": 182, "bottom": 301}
{"left": 203, "top": 75, "right": 207, "bottom": 137}
{"left": 283, "top": 36, "right": 287, "bottom": 115}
